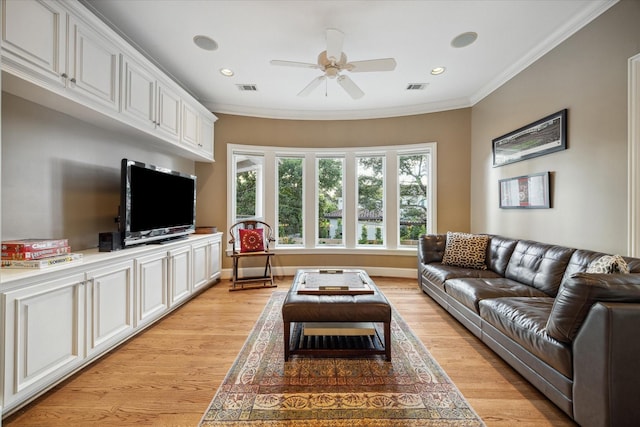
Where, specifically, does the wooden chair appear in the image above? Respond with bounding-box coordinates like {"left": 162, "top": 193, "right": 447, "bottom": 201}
{"left": 228, "top": 220, "right": 277, "bottom": 291}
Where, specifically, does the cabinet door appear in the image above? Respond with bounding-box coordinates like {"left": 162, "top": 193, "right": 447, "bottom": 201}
{"left": 85, "top": 260, "right": 134, "bottom": 358}
{"left": 68, "top": 14, "right": 120, "bottom": 111}
{"left": 181, "top": 101, "right": 200, "bottom": 148}
{"left": 1, "top": 0, "right": 67, "bottom": 87}
{"left": 199, "top": 113, "right": 215, "bottom": 160}
{"left": 192, "top": 240, "right": 209, "bottom": 291}
{"left": 2, "top": 273, "right": 85, "bottom": 408}
{"left": 121, "top": 55, "right": 156, "bottom": 129}
{"left": 208, "top": 237, "right": 222, "bottom": 281}
{"left": 135, "top": 251, "right": 168, "bottom": 328}
{"left": 168, "top": 246, "right": 191, "bottom": 307}
{"left": 156, "top": 82, "right": 181, "bottom": 140}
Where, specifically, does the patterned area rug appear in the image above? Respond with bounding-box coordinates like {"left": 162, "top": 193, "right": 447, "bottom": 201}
{"left": 200, "top": 292, "right": 484, "bottom": 426}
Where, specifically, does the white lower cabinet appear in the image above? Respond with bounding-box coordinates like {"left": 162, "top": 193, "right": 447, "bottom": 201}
{"left": 193, "top": 236, "right": 222, "bottom": 291}
{"left": 85, "top": 260, "right": 134, "bottom": 358}
{"left": 135, "top": 251, "right": 169, "bottom": 328}
{"left": 168, "top": 245, "right": 192, "bottom": 307}
{"left": 0, "top": 233, "right": 222, "bottom": 416}
{"left": 2, "top": 273, "right": 86, "bottom": 409}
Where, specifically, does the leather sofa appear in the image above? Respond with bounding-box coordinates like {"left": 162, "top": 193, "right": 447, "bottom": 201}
{"left": 417, "top": 233, "right": 640, "bottom": 427}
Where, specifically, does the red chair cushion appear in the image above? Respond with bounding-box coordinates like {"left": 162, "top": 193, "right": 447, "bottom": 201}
{"left": 239, "top": 228, "right": 265, "bottom": 253}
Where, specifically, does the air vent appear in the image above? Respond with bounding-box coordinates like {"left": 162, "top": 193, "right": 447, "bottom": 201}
{"left": 237, "top": 84, "right": 258, "bottom": 91}
{"left": 406, "top": 83, "right": 428, "bottom": 90}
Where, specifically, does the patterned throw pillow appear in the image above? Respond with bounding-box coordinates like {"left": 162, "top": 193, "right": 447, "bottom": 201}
{"left": 239, "top": 228, "right": 265, "bottom": 253}
{"left": 442, "top": 232, "right": 488, "bottom": 270}
{"left": 586, "top": 254, "right": 630, "bottom": 274}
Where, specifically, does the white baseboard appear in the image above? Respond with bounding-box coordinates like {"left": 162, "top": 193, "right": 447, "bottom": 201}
{"left": 220, "top": 266, "right": 418, "bottom": 280}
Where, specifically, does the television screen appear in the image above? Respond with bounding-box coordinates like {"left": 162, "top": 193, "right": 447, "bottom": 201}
{"left": 120, "top": 159, "right": 196, "bottom": 246}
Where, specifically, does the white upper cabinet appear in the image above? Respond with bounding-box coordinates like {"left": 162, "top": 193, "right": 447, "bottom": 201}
{"left": 67, "top": 13, "right": 120, "bottom": 111}
{"left": 2, "top": 0, "right": 67, "bottom": 87}
{"left": 181, "top": 101, "right": 200, "bottom": 148}
{"left": 1, "top": 0, "right": 217, "bottom": 162}
{"left": 121, "top": 55, "right": 157, "bottom": 129}
{"left": 200, "top": 113, "right": 215, "bottom": 158}
{"left": 156, "top": 81, "right": 182, "bottom": 141}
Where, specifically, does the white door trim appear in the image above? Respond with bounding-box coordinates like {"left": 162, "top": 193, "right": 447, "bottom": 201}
{"left": 628, "top": 53, "right": 640, "bottom": 256}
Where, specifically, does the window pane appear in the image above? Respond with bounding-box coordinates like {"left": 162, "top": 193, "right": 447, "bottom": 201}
{"left": 317, "top": 157, "right": 344, "bottom": 246}
{"left": 234, "top": 153, "right": 263, "bottom": 222}
{"left": 277, "top": 157, "right": 304, "bottom": 246}
{"left": 399, "top": 153, "right": 429, "bottom": 246}
{"left": 357, "top": 156, "right": 384, "bottom": 246}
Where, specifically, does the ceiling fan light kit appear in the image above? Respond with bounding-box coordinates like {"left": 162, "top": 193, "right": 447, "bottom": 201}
{"left": 271, "top": 28, "right": 397, "bottom": 100}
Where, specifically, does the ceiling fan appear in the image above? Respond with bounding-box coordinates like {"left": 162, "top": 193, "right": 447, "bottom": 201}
{"left": 270, "top": 28, "right": 397, "bottom": 100}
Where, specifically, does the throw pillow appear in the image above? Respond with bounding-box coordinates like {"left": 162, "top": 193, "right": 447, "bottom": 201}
{"left": 441, "top": 232, "right": 488, "bottom": 270}
{"left": 239, "top": 228, "right": 265, "bottom": 253}
{"left": 586, "top": 254, "right": 630, "bottom": 274}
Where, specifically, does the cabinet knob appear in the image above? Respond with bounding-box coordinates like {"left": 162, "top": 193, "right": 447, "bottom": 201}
{"left": 61, "top": 73, "right": 68, "bottom": 78}
{"left": 70, "top": 78, "right": 77, "bottom": 84}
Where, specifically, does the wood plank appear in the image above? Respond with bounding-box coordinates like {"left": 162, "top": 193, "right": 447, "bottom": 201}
{"left": 2, "top": 276, "right": 576, "bottom": 426}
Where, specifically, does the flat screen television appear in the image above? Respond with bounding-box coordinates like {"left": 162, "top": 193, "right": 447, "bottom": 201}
{"left": 119, "top": 158, "right": 196, "bottom": 247}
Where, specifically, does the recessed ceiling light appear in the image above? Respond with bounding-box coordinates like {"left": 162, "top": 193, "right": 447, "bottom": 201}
{"left": 193, "top": 35, "right": 218, "bottom": 51}
{"left": 219, "top": 68, "right": 234, "bottom": 77}
{"left": 431, "top": 67, "right": 446, "bottom": 76}
{"left": 451, "top": 32, "right": 478, "bottom": 48}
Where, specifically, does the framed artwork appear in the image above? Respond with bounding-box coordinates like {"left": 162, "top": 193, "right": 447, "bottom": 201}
{"left": 499, "top": 172, "right": 550, "bottom": 209}
{"left": 493, "top": 109, "right": 567, "bottom": 167}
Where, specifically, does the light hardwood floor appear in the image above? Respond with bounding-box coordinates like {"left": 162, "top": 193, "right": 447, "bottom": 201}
{"left": 3, "top": 276, "right": 576, "bottom": 426}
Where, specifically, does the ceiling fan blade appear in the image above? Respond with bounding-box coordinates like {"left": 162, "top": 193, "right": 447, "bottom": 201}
{"left": 270, "top": 60, "right": 322, "bottom": 70}
{"left": 337, "top": 75, "right": 364, "bottom": 99}
{"left": 326, "top": 28, "right": 344, "bottom": 62}
{"left": 345, "top": 58, "right": 397, "bottom": 72}
{"left": 298, "top": 76, "right": 326, "bottom": 97}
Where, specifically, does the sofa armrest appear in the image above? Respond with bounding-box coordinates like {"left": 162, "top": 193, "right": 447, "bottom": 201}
{"left": 572, "top": 302, "right": 640, "bottom": 427}
{"left": 418, "top": 234, "right": 446, "bottom": 265}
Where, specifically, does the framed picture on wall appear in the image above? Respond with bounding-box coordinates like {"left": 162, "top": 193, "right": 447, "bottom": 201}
{"left": 492, "top": 109, "right": 567, "bottom": 167}
{"left": 499, "top": 172, "right": 550, "bottom": 209}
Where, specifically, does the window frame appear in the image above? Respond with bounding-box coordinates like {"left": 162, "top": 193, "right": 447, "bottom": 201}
{"left": 226, "top": 143, "right": 437, "bottom": 255}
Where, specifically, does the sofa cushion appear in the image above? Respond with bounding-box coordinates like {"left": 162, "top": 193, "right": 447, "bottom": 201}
{"left": 562, "top": 249, "right": 608, "bottom": 283}
{"left": 546, "top": 273, "right": 640, "bottom": 343}
{"left": 479, "top": 297, "right": 572, "bottom": 378}
{"left": 418, "top": 233, "right": 446, "bottom": 264}
{"left": 422, "top": 263, "right": 501, "bottom": 290}
{"left": 446, "top": 278, "right": 548, "bottom": 313}
{"left": 505, "top": 240, "right": 575, "bottom": 297}
{"left": 486, "top": 235, "right": 518, "bottom": 276}
{"left": 442, "top": 232, "right": 489, "bottom": 270}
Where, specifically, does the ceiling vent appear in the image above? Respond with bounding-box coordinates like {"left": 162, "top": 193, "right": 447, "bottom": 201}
{"left": 406, "top": 83, "right": 428, "bottom": 90}
{"left": 237, "top": 84, "right": 258, "bottom": 91}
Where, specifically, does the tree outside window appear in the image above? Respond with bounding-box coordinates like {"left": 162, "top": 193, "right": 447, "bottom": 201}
{"left": 357, "top": 156, "right": 384, "bottom": 246}
{"left": 234, "top": 153, "right": 263, "bottom": 222}
{"left": 317, "top": 157, "right": 343, "bottom": 245}
{"left": 398, "top": 153, "right": 429, "bottom": 245}
{"left": 277, "top": 157, "right": 303, "bottom": 245}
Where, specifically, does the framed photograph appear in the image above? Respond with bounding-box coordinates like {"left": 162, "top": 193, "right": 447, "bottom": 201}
{"left": 493, "top": 109, "right": 567, "bottom": 167}
{"left": 499, "top": 172, "right": 550, "bottom": 209}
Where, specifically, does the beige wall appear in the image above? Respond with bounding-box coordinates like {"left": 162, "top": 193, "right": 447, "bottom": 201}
{"left": 196, "top": 109, "right": 471, "bottom": 270}
{"left": 471, "top": 0, "right": 640, "bottom": 254}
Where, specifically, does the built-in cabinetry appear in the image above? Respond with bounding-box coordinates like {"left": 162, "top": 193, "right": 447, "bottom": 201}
{"left": 0, "top": 233, "right": 222, "bottom": 416}
{"left": 0, "top": 0, "right": 217, "bottom": 162}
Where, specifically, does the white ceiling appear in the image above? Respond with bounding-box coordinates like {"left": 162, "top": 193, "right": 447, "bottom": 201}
{"left": 83, "top": 0, "right": 616, "bottom": 120}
